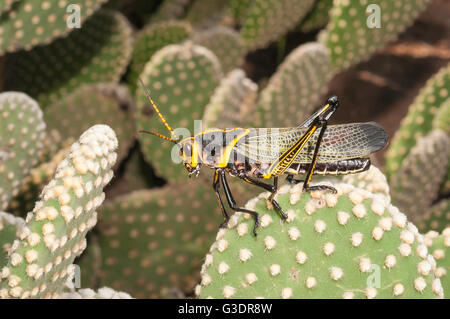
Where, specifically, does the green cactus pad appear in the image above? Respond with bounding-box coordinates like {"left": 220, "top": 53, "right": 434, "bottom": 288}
{"left": 127, "top": 20, "right": 193, "bottom": 94}
{"left": 196, "top": 182, "right": 443, "bottom": 299}
{"left": 229, "top": 0, "right": 252, "bottom": 23}
{"left": 385, "top": 63, "right": 450, "bottom": 181}
{"left": 136, "top": 42, "right": 222, "bottom": 182}
{"left": 0, "top": 0, "right": 108, "bottom": 55}
{"left": 94, "top": 180, "right": 221, "bottom": 298}
{"left": 149, "top": 0, "right": 191, "bottom": 23}
{"left": 417, "top": 199, "right": 450, "bottom": 234}
{"left": 203, "top": 69, "right": 257, "bottom": 129}
{"left": 0, "top": 124, "right": 118, "bottom": 299}
{"left": 61, "top": 286, "right": 132, "bottom": 299}
{"left": 191, "top": 27, "right": 246, "bottom": 75}
{"left": 185, "top": 0, "right": 230, "bottom": 29}
{"left": 0, "top": 212, "right": 25, "bottom": 268}
{"left": 0, "top": 92, "right": 46, "bottom": 211}
{"left": 0, "top": 0, "right": 19, "bottom": 15}
{"left": 44, "top": 83, "right": 135, "bottom": 165}
{"left": 425, "top": 229, "right": 449, "bottom": 297}
{"left": 75, "top": 234, "right": 102, "bottom": 290}
{"left": 299, "top": 0, "right": 333, "bottom": 32}
{"left": 433, "top": 99, "right": 450, "bottom": 194}
{"left": 6, "top": 9, "right": 133, "bottom": 109}
{"left": 7, "top": 146, "right": 71, "bottom": 218}
{"left": 256, "top": 42, "right": 333, "bottom": 127}
{"left": 319, "top": 0, "right": 431, "bottom": 70}
{"left": 240, "top": 0, "right": 315, "bottom": 50}
{"left": 342, "top": 165, "right": 390, "bottom": 203}
{"left": 390, "top": 130, "right": 449, "bottom": 225}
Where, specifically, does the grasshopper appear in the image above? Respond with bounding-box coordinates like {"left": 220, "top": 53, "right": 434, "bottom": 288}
{"left": 139, "top": 79, "right": 388, "bottom": 236}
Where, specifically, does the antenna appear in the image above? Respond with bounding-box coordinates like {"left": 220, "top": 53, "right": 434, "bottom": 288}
{"left": 138, "top": 77, "right": 177, "bottom": 140}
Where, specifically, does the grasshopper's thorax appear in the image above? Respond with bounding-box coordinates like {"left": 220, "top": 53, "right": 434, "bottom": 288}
{"left": 179, "top": 128, "right": 250, "bottom": 175}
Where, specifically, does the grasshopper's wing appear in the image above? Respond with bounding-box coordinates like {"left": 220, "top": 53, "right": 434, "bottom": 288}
{"left": 234, "top": 122, "right": 388, "bottom": 164}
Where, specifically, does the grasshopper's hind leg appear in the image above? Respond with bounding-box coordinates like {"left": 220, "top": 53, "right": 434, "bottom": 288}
{"left": 218, "top": 169, "right": 260, "bottom": 236}
{"left": 286, "top": 174, "right": 336, "bottom": 193}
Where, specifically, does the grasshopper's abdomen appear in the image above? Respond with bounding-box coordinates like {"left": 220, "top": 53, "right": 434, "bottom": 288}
{"left": 289, "top": 157, "right": 371, "bottom": 176}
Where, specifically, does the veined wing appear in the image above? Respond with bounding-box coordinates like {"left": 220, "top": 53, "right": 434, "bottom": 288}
{"left": 234, "top": 122, "right": 388, "bottom": 164}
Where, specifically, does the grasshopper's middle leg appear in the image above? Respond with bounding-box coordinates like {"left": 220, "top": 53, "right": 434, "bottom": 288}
{"left": 217, "top": 169, "right": 260, "bottom": 236}
{"left": 237, "top": 173, "right": 288, "bottom": 220}
{"left": 213, "top": 169, "right": 230, "bottom": 229}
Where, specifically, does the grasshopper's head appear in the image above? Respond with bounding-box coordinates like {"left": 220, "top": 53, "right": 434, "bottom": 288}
{"left": 178, "top": 137, "right": 201, "bottom": 177}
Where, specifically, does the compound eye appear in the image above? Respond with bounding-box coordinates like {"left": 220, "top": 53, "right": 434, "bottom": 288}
{"left": 179, "top": 148, "right": 183, "bottom": 157}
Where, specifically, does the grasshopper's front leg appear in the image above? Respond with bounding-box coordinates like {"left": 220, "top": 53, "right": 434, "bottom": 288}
{"left": 216, "top": 168, "right": 260, "bottom": 236}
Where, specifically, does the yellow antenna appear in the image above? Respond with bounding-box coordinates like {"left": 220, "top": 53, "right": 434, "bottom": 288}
{"left": 139, "top": 78, "right": 176, "bottom": 139}
{"left": 139, "top": 130, "right": 178, "bottom": 144}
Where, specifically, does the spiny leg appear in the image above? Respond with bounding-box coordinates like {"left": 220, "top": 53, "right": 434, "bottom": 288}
{"left": 219, "top": 169, "right": 260, "bottom": 236}
{"left": 238, "top": 173, "right": 287, "bottom": 220}
{"left": 302, "top": 120, "right": 337, "bottom": 194}
{"left": 212, "top": 169, "right": 230, "bottom": 229}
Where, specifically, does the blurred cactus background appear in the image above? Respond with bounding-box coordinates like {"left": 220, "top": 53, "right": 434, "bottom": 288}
{"left": 0, "top": 0, "right": 449, "bottom": 299}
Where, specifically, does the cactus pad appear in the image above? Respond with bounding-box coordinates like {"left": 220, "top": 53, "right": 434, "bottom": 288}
{"left": 424, "top": 229, "right": 449, "bottom": 297}
{"left": 240, "top": 0, "right": 315, "bottom": 50}
{"left": 0, "top": 0, "right": 108, "bottom": 54}
{"left": 390, "top": 130, "right": 449, "bottom": 224}
{"left": 319, "top": 0, "right": 431, "bottom": 70}
{"left": 127, "top": 20, "right": 193, "bottom": 94}
{"left": 94, "top": 180, "right": 221, "bottom": 298}
{"left": 203, "top": 69, "right": 257, "bottom": 129}
{"left": 196, "top": 182, "right": 443, "bottom": 299}
{"left": 0, "top": 125, "right": 118, "bottom": 298}
{"left": 256, "top": 42, "right": 333, "bottom": 127}
{"left": 6, "top": 9, "right": 133, "bottom": 108}
{"left": 44, "top": 83, "right": 135, "bottom": 165}
{"left": 417, "top": 199, "right": 450, "bottom": 234}
{"left": 61, "top": 286, "right": 132, "bottom": 299}
{"left": 0, "top": 92, "right": 46, "bottom": 211}
{"left": 385, "top": 63, "right": 450, "bottom": 181}
{"left": 0, "top": 212, "right": 25, "bottom": 268}
{"left": 191, "top": 27, "right": 246, "bottom": 75}
{"left": 299, "top": 0, "right": 333, "bottom": 32}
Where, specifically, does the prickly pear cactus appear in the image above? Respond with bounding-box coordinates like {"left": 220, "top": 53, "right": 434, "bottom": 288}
{"left": 185, "top": 0, "right": 230, "bottom": 29}
{"left": 136, "top": 42, "right": 222, "bottom": 182}
{"left": 0, "top": 0, "right": 108, "bottom": 54}
{"left": 0, "top": 92, "right": 46, "bottom": 211}
{"left": 149, "top": 0, "right": 191, "bottom": 23}
{"left": 0, "top": 125, "right": 118, "bottom": 299}
{"left": 92, "top": 180, "right": 221, "bottom": 298}
{"left": 256, "top": 42, "right": 333, "bottom": 127}
{"left": 342, "top": 166, "right": 390, "bottom": 203}
{"left": 61, "top": 286, "right": 132, "bottom": 299}
{"left": 0, "top": 213, "right": 25, "bottom": 268}
{"left": 196, "top": 182, "right": 443, "bottom": 299}
{"left": 386, "top": 63, "right": 450, "bottom": 182}
{"left": 433, "top": 99, "right": 450, "bottom": 194}
{"left": 229, "top": 0, "right": 252, "bottom": 23}
{"left": 7, "top": 145, "right": 71, "bottom": 217}
{"left": 299, "top": 0, "right": 333, "bottom": 32}
{"left": 390, "top": 130, "right": 449, "bottom": 224}
{"left": 6, "top": 9, "right": 133, "bottom": 109}
{"left": 203, "top": 69, "right": 257, "bottom": 129}
{"left": 44, "top": 83, "right": 135, "bottom": 164}
{"left": 191, "top": 27, "right": 246, "bottom": 75}
{"left": 319, "top": 0, "right": 431, "bottom": 70}
{"left": 240, "top": 0, "right": 315, "bottom": 50}
{"left": 127, "top": 20, "right": 192, "bottom": 94}
{"left": 425, "top": 229, "right": 449, "bottom": 297}
{"left": 417, "top": 199, "right": 450, "bottom": 234}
